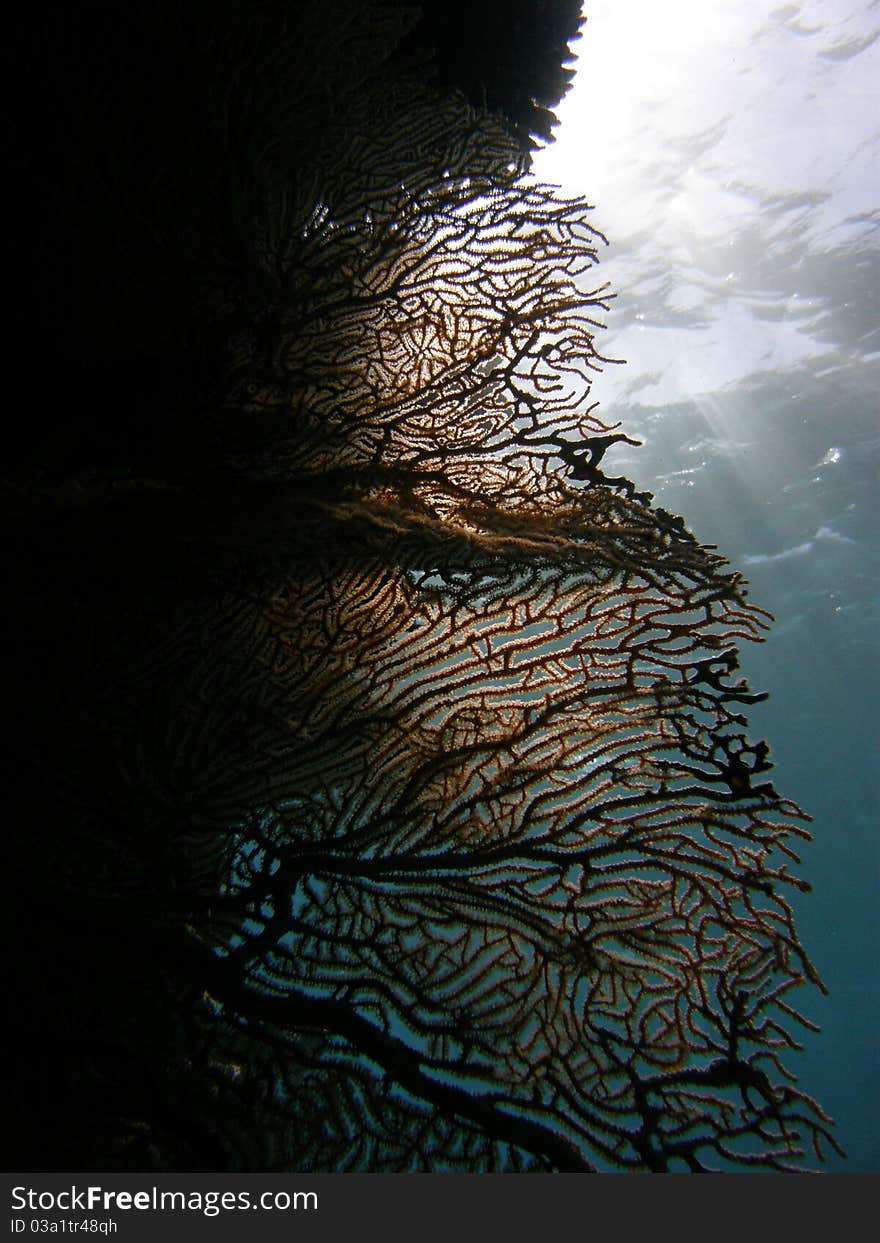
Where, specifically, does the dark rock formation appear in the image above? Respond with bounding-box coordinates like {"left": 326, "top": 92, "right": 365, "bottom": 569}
{"left": 3, "top": 2, "right": 834, "bottom": 1173}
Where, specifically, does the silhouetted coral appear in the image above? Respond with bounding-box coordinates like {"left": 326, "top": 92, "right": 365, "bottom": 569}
{"left": 3, "top": 0, "right": 835, "bottom": 1173}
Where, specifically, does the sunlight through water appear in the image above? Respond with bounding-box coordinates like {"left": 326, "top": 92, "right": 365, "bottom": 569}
{"left": 533, "top": 0, "right": 880, "bottom": 1171}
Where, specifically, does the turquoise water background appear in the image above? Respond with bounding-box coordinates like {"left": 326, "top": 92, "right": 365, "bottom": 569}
{"left": 535, "top": 0, "right": 879, "bottom": 1171}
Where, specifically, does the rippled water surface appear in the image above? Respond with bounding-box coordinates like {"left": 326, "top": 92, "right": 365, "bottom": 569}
{"left": 535, "top": 0, "right": 879, "bottom": 1171}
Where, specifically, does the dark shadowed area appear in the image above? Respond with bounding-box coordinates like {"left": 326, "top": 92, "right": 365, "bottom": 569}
{"left": 2, "top": 0, "right": 851, "bottom": 1172}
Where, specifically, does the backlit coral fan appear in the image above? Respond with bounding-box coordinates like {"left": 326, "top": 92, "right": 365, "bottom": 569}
{"left": 3, "top": 0, "right": 836, "bottom": 1171}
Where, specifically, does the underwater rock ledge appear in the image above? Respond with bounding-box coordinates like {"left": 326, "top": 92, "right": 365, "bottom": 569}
{"left": 3, "top": 0, "right": 835, "bottom": 1172}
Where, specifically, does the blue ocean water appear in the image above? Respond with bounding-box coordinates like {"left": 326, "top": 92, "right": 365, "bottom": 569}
{"left": 535, "top": 0, "right": 879, "bottom": 1171}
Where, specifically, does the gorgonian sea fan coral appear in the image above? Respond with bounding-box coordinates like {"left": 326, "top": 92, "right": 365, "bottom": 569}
{"left": 4, "top": 0, "right": 836, "bottom": 1172}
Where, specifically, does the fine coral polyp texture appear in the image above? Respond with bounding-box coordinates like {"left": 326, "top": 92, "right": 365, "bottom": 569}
{"left": 3, "top": 0, "right": 833, "bottom": 1172}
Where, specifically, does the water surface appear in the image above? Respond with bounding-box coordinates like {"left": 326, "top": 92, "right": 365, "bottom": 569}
{"left": 535, "top": 0, "right": 880, "bottom": 1171}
